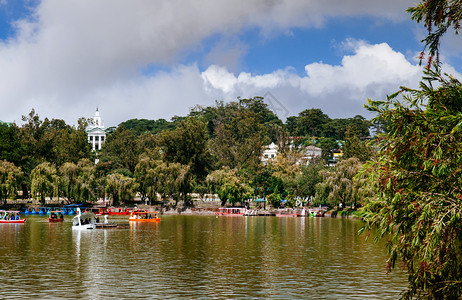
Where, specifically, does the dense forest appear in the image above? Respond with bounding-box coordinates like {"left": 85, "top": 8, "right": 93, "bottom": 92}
{"left": 0, "top": 97, "right": 373, "bottom": 208}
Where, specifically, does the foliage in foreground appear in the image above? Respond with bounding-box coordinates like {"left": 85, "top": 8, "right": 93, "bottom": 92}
{"left": 361, "top": 69, "right": 462, "bottom": 299}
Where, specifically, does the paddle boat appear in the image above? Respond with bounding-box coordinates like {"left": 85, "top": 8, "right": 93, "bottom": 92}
{"left": 72, "top": 208, "right": 95, "bottom": 230}
{"left": 47, "top": 211, "right": 64, "bottom": 223}
{"left": 95, "top": 214, "right": 129, "bottom": 228}
{"left": 129, "top": 211, "right": 160, "bottom": 222}
{"left": 107, "top": 207, "right": 132, "bottom": 215}
{"left": 84, "top": 207, "right": 108, "bottom": 215}
{"left": 0, "top": 210, "right": 26, "bottom": 224}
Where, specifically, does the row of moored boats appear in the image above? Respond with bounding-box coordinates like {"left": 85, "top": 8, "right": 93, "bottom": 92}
{"left": 0, "top": 208, "right": 160, "bottom": 230}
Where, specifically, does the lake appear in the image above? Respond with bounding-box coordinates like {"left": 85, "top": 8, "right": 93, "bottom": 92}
{"left": 0, "top": 215, "right": 407, "bottom": 299}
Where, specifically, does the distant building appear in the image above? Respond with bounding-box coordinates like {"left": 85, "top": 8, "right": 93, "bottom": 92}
{"left": 261, "top": 142, "right": 322, "bottom": 165}
{"left": 262, "top": 142, "right": 278, "bottom": 165}
{"left": 303, "top": 145, "right": 322, "bottom": 162}
{"left": 332, "top": 149, "right": 343, "bottom": 161}
{"left": 86, "top": 108, "right": 106, "bottom": 151}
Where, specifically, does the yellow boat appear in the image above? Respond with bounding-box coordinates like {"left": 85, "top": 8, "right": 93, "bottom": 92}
{"left": 129, "top": 211, "right": 160, "bottom": 222}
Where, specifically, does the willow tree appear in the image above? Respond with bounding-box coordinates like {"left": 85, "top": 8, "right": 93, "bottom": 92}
{"left": 105, "top": 173, "right": 138, "bottom": 206}
{"left": 0, "top": 160, "right": 23, "bottom": 204}
{"left": 206, "top": 167, "right": 252, "bottom": 206}
{"left": 134, "top": 154, "right": 162, "bottom": 203}
{"left": 361, "top": 70, "right": 462, "bottom": 298}
{"left": 30, "top": 162, "right": 58, "bottom": 204}
{"left": 154, "top": 161, "right": 191, "bottom": 206}
{"left": 315, "top": 157, "right": 363, "bottom": 208}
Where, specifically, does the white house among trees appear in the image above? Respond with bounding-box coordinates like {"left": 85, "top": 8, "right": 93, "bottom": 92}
{"left": 86, "top": 108, "right": 106, "bottom": 151}
{"left": 262, "top": 142, "right": 322, "bottom": 165}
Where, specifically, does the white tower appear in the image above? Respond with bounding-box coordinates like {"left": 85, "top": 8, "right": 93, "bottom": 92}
{"left": 86, "top": 107, "right": 106, "bottom": 151}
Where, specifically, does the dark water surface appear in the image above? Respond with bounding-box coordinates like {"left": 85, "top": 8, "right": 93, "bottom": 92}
{"left": 0, "top": 215, "right": 407, "bottom": 299}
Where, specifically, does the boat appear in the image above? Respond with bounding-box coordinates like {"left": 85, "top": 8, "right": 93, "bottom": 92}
{"left": 129, "top": 211, "right": 160, "bottom": 222}
{"left": 215, "top": 207, "right": 246, "bottom": 216}
{"left": 0, "top": 210, "right": 26, "bottom": 224}
{"left": 107, "top": 207, "right": 132, "bottom": 215}
{"left": 84, "top": 207, "right": 108, "bottom": 216}
{"left": 95, "top": 215, "right": 129, "bottom": 228}
{"left": 72, "top": 208, "right": 95, "bottom": 230}
{"left": 47, "top": 211, "right": 64, "bottom": 223}
{"left": 244, "top": 209, "right": 258, "bottom": 216}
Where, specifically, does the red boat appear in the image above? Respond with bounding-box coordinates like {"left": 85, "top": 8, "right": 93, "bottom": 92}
{"left": 107, "top": 207, "right": 132, "bottom": 215}
{"left": 47, "top": 211, "right": 64, "bottom": 223}
{"left": 0, "top": 211, "right": 26, "bottom": 224}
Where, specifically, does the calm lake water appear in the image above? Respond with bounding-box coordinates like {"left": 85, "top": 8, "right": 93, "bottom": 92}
{"left": 0, "top": 215, "right": 407, "bottom": 299}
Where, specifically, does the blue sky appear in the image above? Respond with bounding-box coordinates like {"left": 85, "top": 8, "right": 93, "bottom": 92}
{"left": 0, "top": 0, "right": 460, "bottom": 127}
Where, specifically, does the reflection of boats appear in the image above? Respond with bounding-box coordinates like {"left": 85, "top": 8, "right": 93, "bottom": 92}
{"left": 72, "top": 208, "right": 95, "bottom": 230}
{"left": 47, "top": 211, "right": 64, "bottom": 223}
{"left": 276, "top": 209, "right": 296, "bottom": 217}
{"left": 129, "top": 211, "right": 160, "bottom": 222}
{"left": 215, "top": 207, "right": 246, "bottom": 216}
{"left": 0, "top": 210, "right": 26, "bottom": 223}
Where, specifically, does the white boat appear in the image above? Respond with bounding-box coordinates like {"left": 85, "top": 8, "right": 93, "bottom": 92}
{"left": 72, "top": 208, "right": 95, "bottom": 230}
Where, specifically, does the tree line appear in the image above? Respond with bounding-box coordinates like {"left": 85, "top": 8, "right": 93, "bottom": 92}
{"left": 0, "top": 97, "right": 373, "bottom": 208}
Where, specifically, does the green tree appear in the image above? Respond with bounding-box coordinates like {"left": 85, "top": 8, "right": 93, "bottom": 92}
{"left": 0, "top": 160, "right": 23, "bottom": 204}
{"left": 315, "top": 157, "right": 363, "bottom": 208}
{"left": 0, "top": 123, "right": 26, "bottom": 166}
{"left": 296, "top": 108, "right": 330, "bottom": 137}
{"left": 105, "top": 173, "right": 138, "bottom": 206}
{"left": 59, "top": 162, "right": 78, "bottom": 202}
{"left": 296, "top": 162, "right": 325, "bottom": 202}
{"left": 100, "top": 126, "right": 139, "bottom": 174}
{"left": 206, "top": 167, "right": 252, "bottom": 206}
{"left": 150, "top": 161, "right": 191, "bottom": 206}
{"left": 158, "top": 118, "right": 210, "bottom": 180}
{"left": 317, "top": 137, "right": 339, "bottom": 163}
{"left": 209, "top": 100, "right": 268, "bottom": 172}
{"left": 342, "top": 126, "right": 374, "bottom": 162}
{"left": 362, "top": 70, "right": 462, "bottom": 298}
{"left": 30, "top": 162, "right": 58, "bottom": 204}
{"left": 134, "top": 154, "right": 162, "bottom": 203}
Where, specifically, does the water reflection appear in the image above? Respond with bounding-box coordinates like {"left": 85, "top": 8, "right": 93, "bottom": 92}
{"left": 0, "top": 215, "right": 407, "bottom": 299}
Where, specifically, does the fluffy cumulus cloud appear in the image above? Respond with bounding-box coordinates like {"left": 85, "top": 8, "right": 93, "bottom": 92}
{"left": 202, "top": 40, "right": 423, "bottom": 119}
{"left": 0, "top": 0, "right": 436, "bottom": 125}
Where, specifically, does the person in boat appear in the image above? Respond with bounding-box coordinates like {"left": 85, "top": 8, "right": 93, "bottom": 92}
{"left": 59, "top": 213, "right": 64, "bottom": 220}
{"left": 95, "top": 216, "right": 100, "bottom": 223}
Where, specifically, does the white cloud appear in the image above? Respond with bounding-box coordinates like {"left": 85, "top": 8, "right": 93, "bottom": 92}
{"left": 0, "top": 0, "right": 434, "bottom": 126}
{"left": 202, "top": 40, "right": 423, "bottom": 119}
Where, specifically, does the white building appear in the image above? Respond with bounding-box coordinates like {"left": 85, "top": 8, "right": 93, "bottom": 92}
{"left": 261, "top": 142, "right": 322, "bottom": 165}
{"left": 304, "top": 145, "right": 322, "bottom": 162}
{"left": 262, "top": 142, "right": 278, "bottom": 165}
{"left": 86, "top": 108, "right": 106, "bottom": 151}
